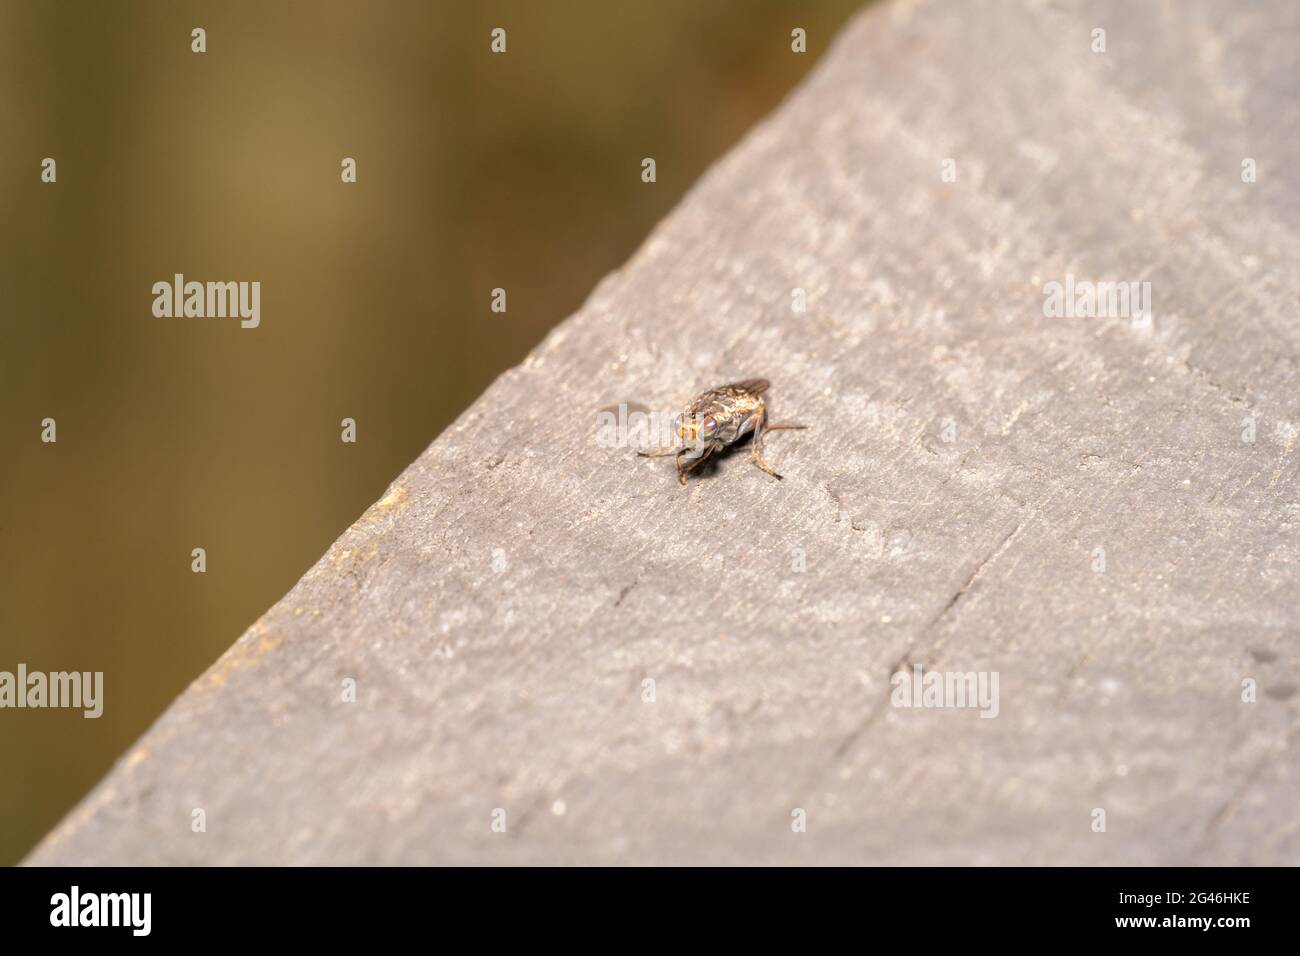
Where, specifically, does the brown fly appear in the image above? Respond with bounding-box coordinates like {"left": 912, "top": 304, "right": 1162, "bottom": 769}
{"left": 638, "top": 378, "right": 808, "bottom": 484}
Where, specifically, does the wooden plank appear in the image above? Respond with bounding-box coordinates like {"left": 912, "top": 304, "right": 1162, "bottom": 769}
{"left": 28, "top": 0, "right": 1300, "bottom": 865}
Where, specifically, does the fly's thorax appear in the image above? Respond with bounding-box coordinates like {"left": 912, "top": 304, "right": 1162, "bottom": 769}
{"left": 725, "top": 392, "right": 764, "bottom": 422}
{"left": 677, "top": 384, "right": 766, "bottom": 445}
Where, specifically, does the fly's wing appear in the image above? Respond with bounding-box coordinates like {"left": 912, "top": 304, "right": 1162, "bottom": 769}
{"left": 725, "top": 378, "right": 769, "bottom": 395}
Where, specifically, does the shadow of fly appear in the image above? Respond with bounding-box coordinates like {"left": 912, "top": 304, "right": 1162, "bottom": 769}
{"left": 638, "top": 378, "right": 808, "bottom": 484}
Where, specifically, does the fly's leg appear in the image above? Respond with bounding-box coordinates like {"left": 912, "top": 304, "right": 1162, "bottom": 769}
{"left": 636, "top": 446, "right": 679, "bottom": 458}
{"left": 676, "top": 443, "right": 716, "bottom": 485}
{"left": 748, "top": 412, "right": 784, "bottom": 480}
{"left": 750, "top": 412, "right": 808, "bottom": 480}
{"left": 750, "top": 437, "right": 784, "bottom": 480}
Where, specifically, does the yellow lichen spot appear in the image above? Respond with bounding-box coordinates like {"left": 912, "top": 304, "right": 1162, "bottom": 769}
{"left": 197, "top": 626, "right": 283, "bottom": 690}
{"left": 354, "top": 483, "right": 411, "bottom": 529}
{"left": 331, "top": 539, "right": 379, "bottom": 574}
{"left": 375, "top": 484, "right": 409, "bottom": 513}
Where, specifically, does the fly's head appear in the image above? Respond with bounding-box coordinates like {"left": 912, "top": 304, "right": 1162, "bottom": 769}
{"left": 674, "top": 410, "right": 721, "bottom": 447}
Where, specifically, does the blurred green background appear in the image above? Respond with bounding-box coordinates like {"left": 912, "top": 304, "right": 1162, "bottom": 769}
{"left": 0, "top": 0, "right": 860, "bottom": 864}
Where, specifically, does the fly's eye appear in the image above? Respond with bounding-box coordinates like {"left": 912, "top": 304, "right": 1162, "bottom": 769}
{"left": 700, "top": 416, "right": 718, "bottom": 437}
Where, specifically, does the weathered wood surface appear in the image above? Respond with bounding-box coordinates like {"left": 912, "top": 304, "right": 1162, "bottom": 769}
{"left": 29, "top": 0, "right": 1299, "bottom": 865}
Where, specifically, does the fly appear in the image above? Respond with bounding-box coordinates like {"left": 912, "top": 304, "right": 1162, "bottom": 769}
{"left": 638, "top": 378, "right": 808, "bottom": 485}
